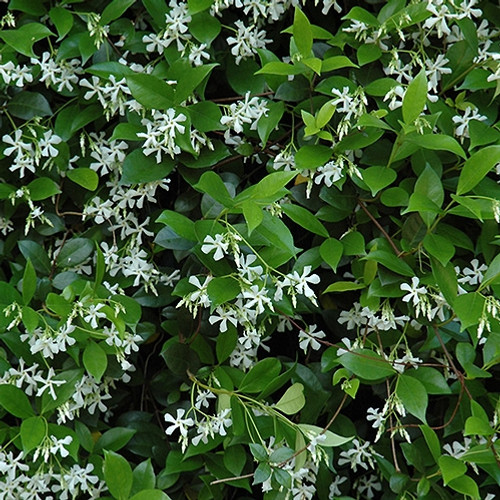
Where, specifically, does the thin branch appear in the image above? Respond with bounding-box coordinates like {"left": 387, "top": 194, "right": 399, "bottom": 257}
{"left": 358, "top": 199, "right": 402, "bottom": 257}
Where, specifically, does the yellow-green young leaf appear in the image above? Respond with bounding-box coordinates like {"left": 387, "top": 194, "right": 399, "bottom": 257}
{"left": 295, "top": 144, "right": 332, "bottom": 169}
{"left": 104, "top": 451, "right": 133, "bottom": 500}
{"left": 66, "top": 168, "right": 99, "bottom": 191}
{"left": 457, "top": 145, "right": 500, "bottom": 195}
{"left": 83, "top": 341, "right": 108, "bottom": 382}
{"left": 275, "top": 383, "right": 305, "bottom": 415}
{"left": 480, "top": 253, "right": 500, "bottom": 289}
{"left": 320, "top": 238, "right": 343, "bottom": 271}
{"left": 464, "top": 416, "right": 495, "bottom": 436}
{"left": 293, "top": 7, "right": 312, "bottom": 58}
{"left": 252, "top": 170, "right": 296, "bottom": 199}
{"left": 396, "top": 374, "right": 428, "bottom": 423}
{"left": 22, "top": 306, "right": 39, "bottom": 333}
{"left": 22, "top": 259, "right": 37, "bottom": 305}
{"left": 21, "top": 416, "right": 47, "bottom": 453}
{"left": 302, "top": 57, "right": 322, "bottom": 75}
{"left": 402, "top": 69, "right": 427, "bottom": 124}
{"left": 242, "top": 200, "right": 263, "bottom": 235}
{"left": 0, "top": 23, "right": 54, "bottom": 57}
{"left": 316, "top": 100, "right": 336, "bottom": 128}
{"left": 357, "top": 44, "right": 382, "bottom": 65}
{"left": 194, "top": 171, "right": 233, "bottom": 207}
{"left": 281, "top": 204, "right": 329, "bottom": 237}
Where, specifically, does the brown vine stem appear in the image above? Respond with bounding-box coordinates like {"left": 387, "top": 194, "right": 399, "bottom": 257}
{"left": 210, "top": 472, "right": 254, "bottom": 485}
{"left": 358, "top": 199, "right": 402, "bottom": 257}
{"left": 433, "top": 325, "right": 472, "bottom": 400}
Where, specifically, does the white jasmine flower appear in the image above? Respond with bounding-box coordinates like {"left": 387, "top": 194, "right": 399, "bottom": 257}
{"left": 164, "top": 408, "right": 194, "bottom": 438}
{"left": 201, "top": 234, "right": 229, "bottom": 261}
{"left": 400, "top": 277, "right": 428, "bottom": 306}
{"left": 298, "top": 324, "right": 326, "bottom": 353}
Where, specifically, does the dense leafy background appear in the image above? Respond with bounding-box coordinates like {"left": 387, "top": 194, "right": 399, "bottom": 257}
{"left": 0, "top": 0, "right": 499, "bottom": 499}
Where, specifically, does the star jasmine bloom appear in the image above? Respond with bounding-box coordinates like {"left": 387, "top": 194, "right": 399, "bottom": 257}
{"left": 298, "top": 324, "right": 326, "bottom": 353}
{"left": 212, "top": 408, "right": 232, "bottom": 436}
{"left": 164, "top": 408, "right": 194, "bottom": 438}
{"left": 241, "top": 285, "right": 274, "bottom": 314}
{"left": 287, "top": 265, "right": 320, "bottom": 303}
{"left": 400, "top": 277, "right": 428, "bottom": 306}
{"left": 195, "top": 390, "right": 216, "bottom": 409}
{"left": 33, "top": 367, "right": 66, "bottom": 400}
{"left": 329, "top": 475, "right": 348, "bottom": 497}
{"left": 393, "top": 351, "right": 423, "bottom": 373}
{"left": 452, "top": 107, "right": 487, "bottom": 139}
{"left": 189, "top": 43, "right": 210, "bottom": 66}
{"left": 201, "top": 233, "right": 229, "bottom": 261}
{"left": 338, "top": 439, "right": 376, "bottom": 472}
{"left": 82, "top": 303, "right": 107, "bottom": 328}
{"left": 356, "top": 474, "right": 382, "bottom": 499}
{"left": 314, "top": 160, "right": 344, "bottom": 187}
{"left": 457, "top": 258, "right": 487, "bottom": 286}
{"left": 208, "top": 306, "right": 238, "bottom": 332}
{"left": 49, "top": 435, "right": 73, "bottom": 458}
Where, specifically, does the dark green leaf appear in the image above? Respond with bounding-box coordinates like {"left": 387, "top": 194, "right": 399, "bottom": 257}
{"left": 8, "top": 91, "right": 52, "bottom": 120}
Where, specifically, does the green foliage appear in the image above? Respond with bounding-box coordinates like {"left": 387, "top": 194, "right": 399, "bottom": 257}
{"left": 0, "top": 1, "right": 498, "bottom": 499}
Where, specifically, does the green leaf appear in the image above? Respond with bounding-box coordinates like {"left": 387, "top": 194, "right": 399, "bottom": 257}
{"left": 249, "top": 443, "right": 268, "bottom": 461}
{"left": 439, "top": 455, "right": 467, "bottom": 485}
{"left": 339, "top": 349, "right": 396, "bottom": 380}
{"left": 423, "top": 233, "right": 455, "bottom": 266}
{"left": 83, "top": 341, "right": 108, "bottom": 382}
{"left": 363, "top": 250, "right": 414, "bottom": 277}
{"left": 431, "top": 258, "right": 457, "bottom": 306}
{"left": 453, "top": 293, "right": 485, "bottom": 331}
{"left": 156, "top": 210, "right": 197, "bottom": 241}
{"left": 256, "top": 62, "right": 303, "bottom": 76}
{"left": 321, "top": 55, "right": 358, "bottom": 73}
{"left": 464, "top": 416, "right": 494, "bottom": 436}
{"left": 357, "top": 44, "right": 382, "bottom": 65}
{"left": 21, "top": 416, "right": 47, "bottom": 453}
{"left": 469, "top": 119, "right": 500, "bottom": 149}
{"left": 189, "top": 11, "right": 221, "bottom": 44}
{"left": 0, "top": 23, "right": 54, "bottom": 57}
{"left": 194, "top": 171, "right": 233, "bottom": 207}
{"left": 407, "top": 367, "right": 451, "bottom": 395}
{"left": 170, "top": 62, "right": 218, "bottom": 105}
{"left": 362, "top": 166, "right": 397, "bottom": 196}
{"left": 8, "top": 91, "right": 52, "bottom": 120}
{"left": 101, "top": 0, "right": 135, "bottom": 24}
{"left": 0, "top": 384, "right": 35, "bottom": 418}
{"left": 258, "top": 101, "right": 285, "bottom": 146}
{"left": 132, "top": 459, "right": 156, "bottom": 494}
{"left": 49, "top": 7, "right": 73, "bottom": 39}
{"left": 481, "top": 253, "right": 500, "bottom": 288}
{"left": 188, "top": 0, "right": 214, "bottom": 14}
{"left": 406, "top": 134, "right": 466, "bottom": 159}
{"left": 402, "top": 69, "right": 427, "bottom": 124}
{"left": 18, "top": 240, "right": 51, "bottom": 275}
{"left": 22, "top": 259, "right": 37, "bottom": 306}
{"left": 129, "top": 490, "right": 172, "bottom": 500}
{"left": 66, "top": 168, "right": 99, "bottom": 191}
{"left": 448, "top": 475, "right": 480, "bottom": 500}
{"left": 253, "top": 462, "right": 272, "bottom": 485}
{"left": 95, "top": 427, "right": 137, "bottom": 452}
{"left": 249, "top": 171, "right": 296, "bottom": 200}
{"left": 275, "top": 383, "right": 305, "bottom": 415}
{"left": 293, "top": 7, "right": 312, "bottom": 58}
{"left": 206, "top": 277, "right": 240, "bottom": 309}
{"left": 343, "top": 6, "right": 380, "bottom": 26}
{"left": 323, "top": 281, "right": 365, "bottom": 293}
{"left": 216, "top": 328, "right": 238, "bottom": 363}
{"left": 121, "top": 150, "right": 175, "bottom": 184}
{"left": 294, "top": 145, "right": 332, "bottom": 170}
{"left": 126, "top": 74, "right": 174, "bottom": 109}
{"left": 27, "top": 177, "right": 61, "bottom": 201}
{"left": 396, "top": 374, "right": 428, "bottom": 423}
{"left": 187, "top": 101, "right": 223, "bottom": 132}
{"left": 281, "top": 204, "right": 329, "bottom": 237}
{"left": 298, "top": 424, "right": 353, "bottom": 447}
{"left": 242, "top": 201, "right": 264, "bottom": 235}
{"left": 240, "top": 358, "right": 281, "bottom": 393}
{"left": 420, "top": 425, "right": 441, "bottom": 462}
{"left": 103, "top": 451, "right": 133, "bottom": 500}
{"left": 457, "top": 145, "right": 500, "bottom": 195}
{"left": 56, "top": 238, "right": 94, "bottom": 268}
{"left": 319, "top": 238, "right": 343, "bottom": 271}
